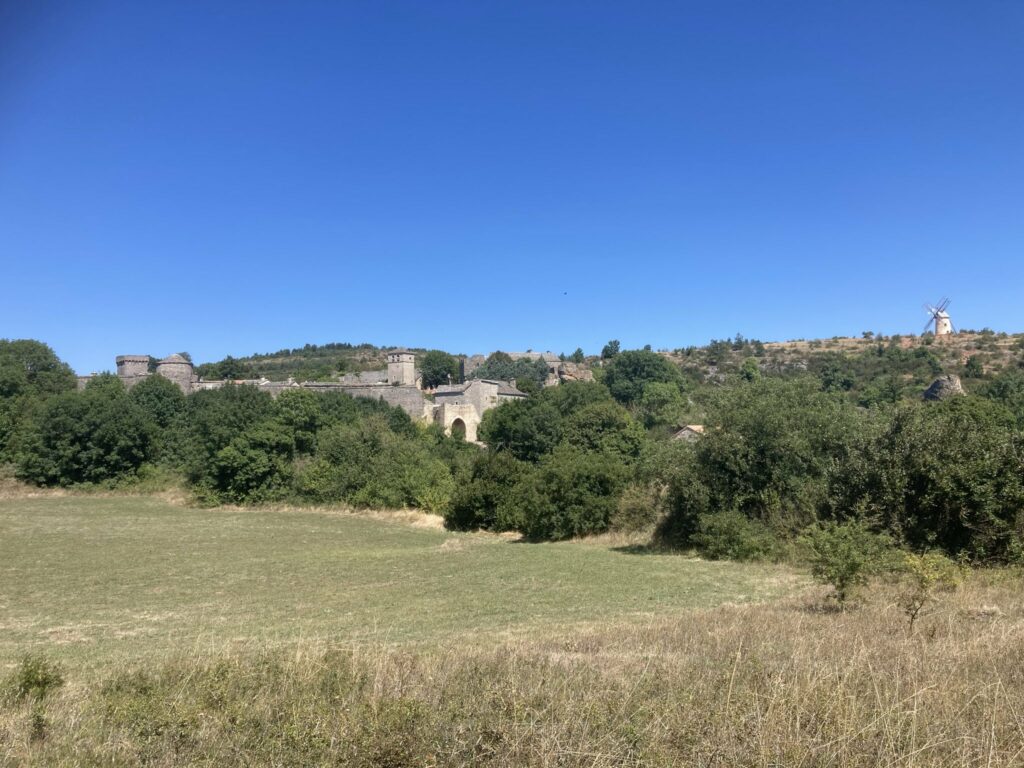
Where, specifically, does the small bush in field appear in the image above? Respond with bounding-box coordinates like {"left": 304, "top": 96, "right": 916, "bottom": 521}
{"left": 5, "top": 654, "right": 64, "bottom": 701}
{"left": 799, "top": 521, "right": 897, "bottom": 604}
{"left": 692, "top": 510, "right": 776, "bottom": 561}
{"left": 900, "top": 551, "right": 962, "bottom": 632}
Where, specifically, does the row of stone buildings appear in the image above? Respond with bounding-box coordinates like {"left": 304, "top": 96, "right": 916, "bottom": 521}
{"left": 79, "top": 350, "right": 530, "bottom": 441}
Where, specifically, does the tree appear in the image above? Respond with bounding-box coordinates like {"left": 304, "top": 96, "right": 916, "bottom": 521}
{"left": 562, "top": 401, "right": 645, "bottom": 461}
{"left": 656, "top": 377, "right": 875, "bottom": 541}
{"left": 740, "top": 357, "right": 761, "bottom": 382}
{"left": 569, "top": 348, "right": 585, "bottom": 364}
{"left": 211, "top": 420, "right": 295, "bottom": 503}
{"left": 128, "top": 374, "right": 185, "bottom": 429}
{"left": 478, "top": 398, "right": 563, "bottom": 462}
{"left": 600, "top": 340, "right": 621, "bottom": 360}
{"left": 0, "top": 340, "right": 77, "bottom": 400}
{"left": 602, "top": 350, "right": 682, "bottom": 405}
{"left": 14, "top": 375, "right": 154, "bottom": 486}
{"left": 444, "top": 451, "right": 528, "bottom": 531}
{"left": 506, "top": 447, "right": 629, "bottom": 540}
{"left": 831, "top": 396, "right": 1024, "bottom": 560}
{"left": 964, "top": 355, "right": 984, "bottom": 378}
{"left": 638, "top": 381, "right": 685, "bottom": 429}
{"left": 419, "top": 350, "right": 460, "bottom": 389}
{"left": 0, "top": 340, "right": 77, "bottom": 459}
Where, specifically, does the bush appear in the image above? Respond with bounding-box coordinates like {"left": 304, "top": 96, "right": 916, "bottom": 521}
{"left": 444, "top": 451, "right": 527, "bottom": 531}
{"left": 4, "top": 654, "right": 64, "bottom": 701}
{"left": 691, "top": 510, "right": 776, "bottom": 561}
{"left": 505, "top": 447, "right": 629, "bottom": 540}
{"left": 297, "top": 417, "right": 454, "bottom": 512}
{"left": 799, "top": 521, "right": 898, "bottom": 604}
{"left": 899, "top": 551, "right": 962, "bottom": 632}
{"left": 210, "top": 420, "right": 296, "bottom": 503}
{"left": 610, "top": 483, "right": 663, "bottom": 532}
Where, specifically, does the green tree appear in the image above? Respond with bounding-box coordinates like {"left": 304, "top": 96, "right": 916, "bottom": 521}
{"left": 478, "top": 398, "right": 562, "bottom": 462}
{"left": 569, "top": 347, "right": 585, "bottom": 364}
{"left": 831, "top": 396, "right": 1024, "bottom": 560}
{"left": 211, "top": 420, "right": 295, "bottom": 503}
{"left": 0, "top": 340, "right": 77, "bottom": 459}
{"left": 562, "top": 400, "right": 645, "bottom": 461}
{"left": 602, "top": 350, "right": 682, "bottom": 405}
{"left": 14, "top": 375, "right": 153, "bottom": 486}
{"left": 638, "top": 381, "right": 685, "bottom": 429}
{"left": 297, "top": 416, "right": 454, "bottom": 512}
{"left": 506, "top": 446, "right": 629, "bottom": 540}
{"left": 444, "top": 451, "right": 528, "bottom": 531}
{"left": 174, "top": 385, "right": 277, "bottom": 484}
{"left": 419, "top": 350, "right": 460, "bottom": 389}
{"left": 964, "top": 355, "right": 984, "bottom": 378}
{"left": 740, "top": 357, "right": 761, "bottom": 382}
{"left": 128, "top": 374, "right": 186, "bottom": 429}
{"left": 275, "top": 388, "right": 323, "bottom": 454}
{"left": 600, "top": 339, "right": 621, "bottom": 360}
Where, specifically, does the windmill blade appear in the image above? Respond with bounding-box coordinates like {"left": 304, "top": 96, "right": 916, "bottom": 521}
{"left": 923, "top": 317, "right": 934, "bottom": 334}
{"left": 938, "top": 297, "right": 951, "bottom": 312}
{"left": 950, "top": 321, "right": 958, "bottom": 334}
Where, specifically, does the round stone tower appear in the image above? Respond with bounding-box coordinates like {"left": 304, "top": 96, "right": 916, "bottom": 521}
{"left": 156, "top": 354, "right": 195, "bottom": 394}
{"left": 387, "top": 350, "right": 417, "bottom": 387}
{"left": 115, "top": 355, "right": 150, "bottom": 379}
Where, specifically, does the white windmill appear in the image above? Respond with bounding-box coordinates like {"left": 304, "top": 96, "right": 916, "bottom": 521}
{"left": 923, "top": 297, "right": 956, "bottom": 336}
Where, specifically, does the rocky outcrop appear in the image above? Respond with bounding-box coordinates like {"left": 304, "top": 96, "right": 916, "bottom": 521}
{"left": 923, "top": 374, "right": 965, "bottom": 401}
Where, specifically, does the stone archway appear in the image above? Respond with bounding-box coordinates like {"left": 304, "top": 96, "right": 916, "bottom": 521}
{"left": 450, "top": 418, "right": 467, "bottom": 440}
{"left": 434, "top": 403, "right": 480, "bottom": 443}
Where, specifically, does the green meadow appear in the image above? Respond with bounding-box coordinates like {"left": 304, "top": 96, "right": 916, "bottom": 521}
{"left": 0, "top": 494, "right": 794, "bottom": 672}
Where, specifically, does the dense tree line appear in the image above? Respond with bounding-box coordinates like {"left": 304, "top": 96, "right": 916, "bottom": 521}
{"left": 3, "top": 338, "right": 1023, "bottom": 563}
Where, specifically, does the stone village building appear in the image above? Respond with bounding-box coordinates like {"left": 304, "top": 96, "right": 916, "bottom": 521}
{"left": 79, "top": 350, "right": 529, "bottom": 442}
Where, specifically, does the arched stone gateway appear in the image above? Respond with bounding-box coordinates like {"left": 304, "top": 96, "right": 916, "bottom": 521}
{"left": 433, "top": 402, "right": 480, "bottom": 442}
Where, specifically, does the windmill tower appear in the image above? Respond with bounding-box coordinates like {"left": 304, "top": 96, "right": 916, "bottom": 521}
{"left": 923, "top": 298, "right": 956, "bottom": 336}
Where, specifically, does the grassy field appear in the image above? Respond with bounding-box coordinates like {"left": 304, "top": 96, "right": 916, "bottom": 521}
{"left": 3, "top": 493, "right": 1023, "bottom": 766}
{"left": 0, "top": 494, "right": 793, "bottom": 672}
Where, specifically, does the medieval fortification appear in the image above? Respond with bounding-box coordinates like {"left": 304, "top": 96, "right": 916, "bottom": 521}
{"left": 79, "top": 349, "right": 589, "bottom": 441}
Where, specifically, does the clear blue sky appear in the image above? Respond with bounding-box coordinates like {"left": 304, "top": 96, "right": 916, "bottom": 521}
{"left": 2, "top": 1, "right": 1022, "bottom": 374}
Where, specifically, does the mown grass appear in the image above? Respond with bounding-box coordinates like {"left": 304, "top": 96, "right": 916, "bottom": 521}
{"left": 3, "top": 495, "right": 1022, "bottom": 765}
{"left": 0, "top": 495, "right": 792, "bottom": 671}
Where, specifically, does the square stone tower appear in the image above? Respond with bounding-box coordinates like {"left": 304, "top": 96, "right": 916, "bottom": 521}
{"left": 387, "top": 350, "right": 416, "bottom": 387}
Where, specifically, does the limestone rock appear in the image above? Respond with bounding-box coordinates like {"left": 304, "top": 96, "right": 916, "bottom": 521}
{"left": 923, "top": 374, "right": 965, "bottom": 401}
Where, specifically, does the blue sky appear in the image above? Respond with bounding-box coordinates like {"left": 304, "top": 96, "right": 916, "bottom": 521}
{"left": 2, "top": 1, "right": 1022, "bottom": 374}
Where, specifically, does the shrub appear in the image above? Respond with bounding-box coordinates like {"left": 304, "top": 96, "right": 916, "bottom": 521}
{"left": 899, "top": 551, "right": 962, "bottom": 632}
{"left": 444, "top": 451, "right": 527, "bottom": 531}
{"left": 799, "top": 521, "right": 897, "bottom": 604}
{"left": 692, "top": 510, "right": 776, "bottom": 561}
{"left": 210, "top": 420, "right": 295, "bottom": 503}
{"left": 297, "top": 417, "right": 454, "bottom": 512}
{"left": 505, "top": 447, "right": 629, "bottom": 540}
{"left": 610, "top": 483, "right": 664, "bottom": 532}
{"left": 5, "top": 654, "right": 64, "bottom": 701}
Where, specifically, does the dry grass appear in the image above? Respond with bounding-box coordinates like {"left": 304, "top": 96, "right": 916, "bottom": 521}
{"left": 2, "top": 493, "right": 1022, "bottom": 765}
{"left": 2, "top": 575, "right": 1022, "bottom": 766}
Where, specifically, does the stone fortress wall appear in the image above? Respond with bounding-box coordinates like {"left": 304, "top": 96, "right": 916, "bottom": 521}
{"left": 79, "top": 349, "right": 537, "bottom": 440}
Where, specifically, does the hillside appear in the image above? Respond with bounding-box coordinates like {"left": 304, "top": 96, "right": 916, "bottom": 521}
{"left": 665, "top": 330, "right": 1024, "bottom": 405}
{"left": 193, "top": 342, "right": 399, "bottom": 382}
